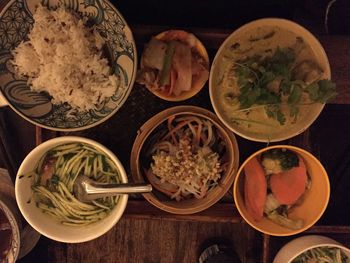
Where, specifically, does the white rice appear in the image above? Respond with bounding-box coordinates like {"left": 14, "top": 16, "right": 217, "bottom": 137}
{"left": 12, "top": 5, "right": 121, "bottom": 112}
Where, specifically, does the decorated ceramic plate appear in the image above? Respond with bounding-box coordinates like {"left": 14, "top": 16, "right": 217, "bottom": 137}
{"left": 0, "top": 0, "right": 137, "bottom": 131}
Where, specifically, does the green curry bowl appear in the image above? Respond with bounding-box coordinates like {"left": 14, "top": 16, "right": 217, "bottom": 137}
{"left": 209, "top": 18, "right": 335, "bottom": 142}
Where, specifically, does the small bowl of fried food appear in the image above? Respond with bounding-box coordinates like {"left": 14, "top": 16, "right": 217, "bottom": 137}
{"left": 131, "top": 106, "right": 239, "bottom": 214}
{"left": 136, "top": 30, "right": 210, "bottom": 101}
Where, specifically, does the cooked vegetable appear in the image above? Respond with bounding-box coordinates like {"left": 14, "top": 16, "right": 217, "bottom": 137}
{"left": 25, "top": 143, "right": 121, "bottom": 226}
{"left": 269, "top": 156, "right": 307, "bottom": 205}
{"left": 230, "top": 47, "right": 337, "bottom": 125}
{"left": 263, "top": 195, "right": 303, "bottom": 230}
{"left": 292, "top": 246, "right": 350, "bottom": 263}
{"left": 244, "top": 148, "right": 310, "bottom": 229}
{"left": 142, "top": 38, "right": 167, "bottom": 70}
{"left": 159, "top": 41, "right": 175, "bottom": 86}
{"left": 261, "top": 148, "right": 299, "bottom": 174}
{"left": 137, "top": 30, "right": 209, "bottom": 98}
{"left": 146, "top": 115, "right": 225, "bottom": 201}
{"left": 267, "top": 211, "right": 304, "bottom": 230}
{"left": 244, "top": 156, "right": 267, "bottom": 221}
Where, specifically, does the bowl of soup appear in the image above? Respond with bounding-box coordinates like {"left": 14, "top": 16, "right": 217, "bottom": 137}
{"left": 15, "top": 136, "right": 128, "bottom": 243}
{"left": 273, "top": 235, "right": 350, "bottom": 262}
{"left": 209, "top": 18, "right": 336, "bottom": 142}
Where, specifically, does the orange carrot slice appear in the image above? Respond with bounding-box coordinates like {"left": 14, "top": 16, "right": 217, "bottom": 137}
{"left": 270, "top": 157, "right": 307, "bottom": 205}
{"left": 244, "top": 157, "right": 267, "bottom": 221}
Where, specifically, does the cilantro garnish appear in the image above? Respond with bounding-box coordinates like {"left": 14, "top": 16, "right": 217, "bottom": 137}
{"left": 232, "top": 47, "right": 337, "bottom": 125}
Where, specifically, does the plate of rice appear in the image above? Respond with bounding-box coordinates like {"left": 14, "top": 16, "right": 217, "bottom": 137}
{"left": 0, "top": 0, "right": 137, "bottom": 131}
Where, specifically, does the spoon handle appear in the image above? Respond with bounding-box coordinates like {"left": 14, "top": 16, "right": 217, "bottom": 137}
{"left": 86, "top": 182, "right": 152, "bottom": 195}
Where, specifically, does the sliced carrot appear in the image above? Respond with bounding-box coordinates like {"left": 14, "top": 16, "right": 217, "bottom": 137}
{"left": 196, "top": 121, "right": 202, "bottom": 147}
{"left": 167, "top": 115, "right": 175, "bottom": 131}
{"left": 270, "top": 157, "right": 307, "bottom": 205}
{"left": 244, "top": 157, "right": 267, "bottom": 221}
{"left": 164, "top": 120, "right": 191, "bottom": 143}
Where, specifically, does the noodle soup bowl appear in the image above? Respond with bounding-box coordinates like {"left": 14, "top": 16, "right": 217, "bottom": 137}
{"left": 131, "top": 106, "right": 239, "bottom": 214}
{"left": 273, "top": 235, "right": 350, "bottom": 262}
{"left": 15, "top": 136, "right": 128, "bottom": 243}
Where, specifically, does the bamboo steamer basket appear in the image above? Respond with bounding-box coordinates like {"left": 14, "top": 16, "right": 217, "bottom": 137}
{"left": 130, "top": 105, "right": 239, "bottom": 214}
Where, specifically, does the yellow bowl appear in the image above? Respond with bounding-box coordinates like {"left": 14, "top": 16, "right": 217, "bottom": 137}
{"left": 233, "top": 145, "right": 330, "bottom": 236}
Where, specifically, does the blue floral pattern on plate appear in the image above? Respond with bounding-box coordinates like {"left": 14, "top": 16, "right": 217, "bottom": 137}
{"left": 0, "top": 0, "right": 136, "bottom": 131}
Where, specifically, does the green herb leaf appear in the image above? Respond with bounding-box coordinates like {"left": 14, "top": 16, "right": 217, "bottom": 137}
{"left": 280, "top": 79, "right": 292, "bottom": 95}
{"left": 256, "top": 89, "right": 280, "bottom": 105}
{"left": 265, "top": 105, "right": 286, "bottom": 125}
{"left": 316, "top": 79, "right": 337, "bottom": 103}
{"left": 305, "top": 80, "right": 337, "bottom": 103}
{"left": 260, "top": 71, "right": 275, "bottom": 87}
{"left": 290, "top": 105, "right": 299, "bottom": 116}
{"left": 239, "top": 85, "right": 260, "bottom": 109}
{"left": 232, "top": 47, "right": 336, "bottom": 126}
{"left": 276, "top": 109, "right": 286, "bottom": 125}
{"left": 288, "top": 84, "right": 302, "bottom": 105}
{"left": 305, "top": 82, "right": 319, "bottom": 101}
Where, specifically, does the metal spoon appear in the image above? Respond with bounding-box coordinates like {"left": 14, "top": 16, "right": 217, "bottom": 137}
{"left": 73, "top": 174, "right": 152, "bottom": 202}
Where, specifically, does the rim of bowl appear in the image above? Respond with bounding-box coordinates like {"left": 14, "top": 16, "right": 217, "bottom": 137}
{"left": 289, "top": 243, "right": 350, "bottom": 262}
{"left": 274, "top": 235, "right": 350, "bottom": 263}
{"left": 233, "top": 145, "right": 330, "bottom": 236}
{"left": 15, "top": 136, "right": 128, "bottom": 243}
{"left": 130, "top": 105, "right": 240, "bottom": 214}
{"left": 140, "top": 30, "right": 209, "bottom": 102}
{"left": 209, "top": 18, "right": 331, "bottom": 142}
{"left": 0, "top": 199, "right": 20, "bottom": 262}
{"left": 0, "top": 0, "right": 137, "bottom": 132}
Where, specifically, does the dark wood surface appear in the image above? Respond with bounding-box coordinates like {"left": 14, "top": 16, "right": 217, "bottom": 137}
{"left": 1, "top": 0, "right": 350, "bottom": 262}
{"left": 46, "top": 219, "right": 260, "bottom": 263}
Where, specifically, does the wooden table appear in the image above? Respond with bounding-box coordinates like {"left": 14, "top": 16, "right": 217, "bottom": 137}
{"left": 1, "top": 1, "right": 350, "bottom": 262}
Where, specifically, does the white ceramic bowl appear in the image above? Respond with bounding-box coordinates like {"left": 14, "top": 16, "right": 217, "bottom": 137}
{"left": 15, "top": 136, "right": 128, "bottom": 243}
{"left": 273, "top": 235, "right": 350, "bottom": 263}
{"left": 209, "top": 18, "right": 331, "bottom": 142}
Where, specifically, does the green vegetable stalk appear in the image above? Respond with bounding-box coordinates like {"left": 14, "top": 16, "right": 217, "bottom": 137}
{"left": 159, "top": 41, "right": 175, "bottom": 86}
